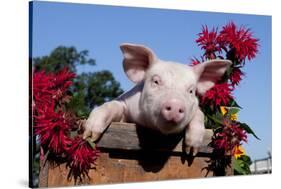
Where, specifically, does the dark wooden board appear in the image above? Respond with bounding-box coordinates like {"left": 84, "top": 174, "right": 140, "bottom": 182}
{"left": 97, "top": 122, "right": 213, "bottom": 155}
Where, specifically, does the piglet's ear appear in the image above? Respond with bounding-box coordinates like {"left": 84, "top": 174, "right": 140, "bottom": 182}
{"left": 193, "top": 59, "right": 232, "bottom": 95}
{"left": 120, "top": 43, "right": 157, "bottom": 83}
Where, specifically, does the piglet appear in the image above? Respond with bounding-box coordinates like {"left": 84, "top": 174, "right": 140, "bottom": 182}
{"left": 83, "top": 43, "right": 231, "bottom": 155}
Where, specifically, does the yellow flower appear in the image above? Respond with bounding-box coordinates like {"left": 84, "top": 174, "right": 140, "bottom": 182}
{"left": 233, "top": 145, "right": 246, "bottom": 159}
{"left": 220, "top": 106, "right": 227, "bottom": 115}
{"left": 220, "top": 106, "right": 238, "bottom": 121}
{"left": 230, "top": 114, "right": 237, "bottom": 121}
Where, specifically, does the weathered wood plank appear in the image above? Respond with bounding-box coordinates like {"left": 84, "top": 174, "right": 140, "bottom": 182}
{"left": 89, "top": 153, "right": 213, "bottom": 184}
{"left": 47, "top": 153, "right": 214, "bottom": 187}
{"left": 97, "top": 122, "right": 213, "bottom": 154}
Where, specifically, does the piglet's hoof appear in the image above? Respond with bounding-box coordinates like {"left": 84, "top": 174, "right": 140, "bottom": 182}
{"left": 185, "top": 146, "right": 199, "bottom": 156}
{"left": 83, "top": 130, "right": 102, "bottom": 142}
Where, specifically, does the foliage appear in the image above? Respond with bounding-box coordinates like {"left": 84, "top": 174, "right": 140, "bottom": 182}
{"left": 233, "top": 155, "right": 252, "bottom": 175}
{"left": 193, "top": 21, "right": 259, "bottom": 175}
{"left": 68, "top": 71, "right": 123, "bottom": 117}
{"left": 33, "top": 46, "right": 95, "bottom": 73}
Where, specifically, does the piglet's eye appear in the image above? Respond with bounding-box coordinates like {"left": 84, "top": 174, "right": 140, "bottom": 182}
{"left": 188, "top": 87, "right": 196, "bottom": 95}
{"left": 151, "top": 75, "right": 162, "bottom": 86}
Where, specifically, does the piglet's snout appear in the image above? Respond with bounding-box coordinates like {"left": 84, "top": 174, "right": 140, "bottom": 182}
{"left": 161, "top": 99, "right": 185, "bottom": 123}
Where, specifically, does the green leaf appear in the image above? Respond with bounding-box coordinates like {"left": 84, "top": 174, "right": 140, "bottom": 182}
{"left": 86, "top": 138, "right": 96, "bottom": 149}
{"left": 237, "top": 156, "right": 252, "bottom": 174}
{"left": 230, "top": 99, "right": 242, "bottom": 109}
{"left": 240, "top": 155, "right": 252, "bottom": 165}
{"left": 207, "top": 114, "right": 223, "bottom": 125}
{"left": 215, "top": 111, "right": 224, "bottom": 120}
{"left": 205, "top": 113, "right": 223, "bottom": 129}
{"left": 70, "top": 131, "right": 78, "bottom": 138}
{"left": 227, "top": 107, "right": 240, "bottom": 117}
{"left": 233, "top": 159, "right": 246, "bottom": 174}
{"left": 233, "top": 158, "right": 252, "bottom": 175}
{"left": 239, "top": 122, "right": 260, "bottom": 140}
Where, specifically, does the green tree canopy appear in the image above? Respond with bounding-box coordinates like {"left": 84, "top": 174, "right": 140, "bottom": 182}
{"left": 33, "top": 46, "right": 96, "bottom": 73}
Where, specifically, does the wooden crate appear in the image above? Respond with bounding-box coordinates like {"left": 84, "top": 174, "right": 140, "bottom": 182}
{"left": 40, "top": 122, "right": 233, "bottom": 187}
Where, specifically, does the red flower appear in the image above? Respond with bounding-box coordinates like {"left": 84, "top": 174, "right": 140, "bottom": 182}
{"left": 201, "top": 83, "right": 233, "bottom": 106}
{"left": 213, "top": 120, "right": 247, "bottom": 155}
{"left": 196, "top": 26, "right": 222, "bottom": 59}
{"left": 33, "top": 67, "right": 100, "bottom": 181}
{"left": 67, "top": 137, "right": 99, "bottom": 183}
{"left": 33, "top": 68, "right": 76, "bottom": 154}
{"left": 229, "top": 67, "right": 244, "bottom": 86}
{"left": 52, "top": 68, "right": 76, "bottom": 100}
{"left": 190, "top": 57, "right": 201, "bottom": 66}
{"left": 33, "top": 68, "right": 75, "bottom": 107}
{"left": 34, "top": 105, "right": 72, "bottom": 154}
{"left": 219, "top": 22, "right": 259, "bottom": 62}
{"left": 33, "top": 71, "right": 55, "bottom": 109}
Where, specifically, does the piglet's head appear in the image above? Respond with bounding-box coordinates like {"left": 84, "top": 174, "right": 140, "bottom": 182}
{"left": 120, "top": 43, "right": 231, "bottom": 134}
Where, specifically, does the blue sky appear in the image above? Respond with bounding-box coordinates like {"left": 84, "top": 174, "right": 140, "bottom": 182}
{"left": 31, "top": 1, "right": 272, "bottom": 160}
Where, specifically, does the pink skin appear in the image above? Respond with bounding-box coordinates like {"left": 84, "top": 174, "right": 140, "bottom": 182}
{"left": 161, "top": 98, "right": 186, "bottom": 124}
{"left": 83, "top": 43, "right": 231, "bottom": 155}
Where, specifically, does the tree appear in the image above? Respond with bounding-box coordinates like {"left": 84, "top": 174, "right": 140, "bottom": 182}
{"left": 33, "top": 46, "right": 124, "bottom": 117}
{"left": 33, "top": 46, "right": 95, "bottom": 73}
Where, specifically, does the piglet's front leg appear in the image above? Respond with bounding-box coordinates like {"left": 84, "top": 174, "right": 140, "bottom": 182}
{"left": 184, "top": 108, "right": 205, "bottom": 156}
{"left": 83, "top": 100, "right": 126, "bottom": 141}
